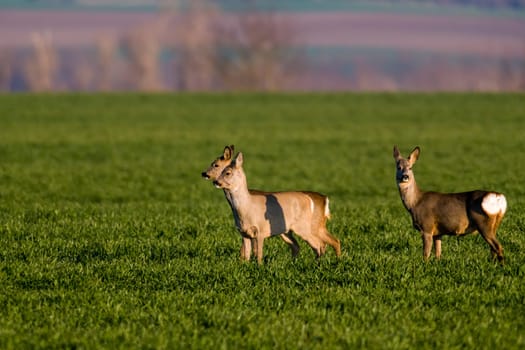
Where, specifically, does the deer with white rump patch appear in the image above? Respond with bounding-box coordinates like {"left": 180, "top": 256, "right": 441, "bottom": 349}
{"left": 393, "top": 146, "right": 507, "bottom": 263}
{"left": 213, "top": 151, "right": 341, "bottom": 264}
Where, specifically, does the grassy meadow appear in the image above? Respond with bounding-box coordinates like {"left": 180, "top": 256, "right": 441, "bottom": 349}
{"left": 0, "top": 93, "right": 524, "bottom": 349}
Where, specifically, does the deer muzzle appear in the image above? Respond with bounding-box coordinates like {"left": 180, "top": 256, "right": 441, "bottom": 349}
{"left": 397, "top": 173, "right": 410, "bottom": 183}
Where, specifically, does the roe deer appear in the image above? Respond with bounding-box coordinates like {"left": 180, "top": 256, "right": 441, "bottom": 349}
{"left": 213, "top": 151, "right": 341, "bottom": 264}
{"left": 202, "top": 145, "right": 338, "bottom": 261}
{"left": 202, "top": 145, "right": 300, "bottom": 259}
{"left": 393, "top": 146, "right": 507, "bottom": 262}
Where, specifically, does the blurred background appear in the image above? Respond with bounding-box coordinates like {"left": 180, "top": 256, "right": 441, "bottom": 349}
{"left": 1, "top": 0, "right": 524, "bottom": 92}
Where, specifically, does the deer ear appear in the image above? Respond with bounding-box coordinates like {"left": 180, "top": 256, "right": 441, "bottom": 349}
{"left": 393, "top": 145, "right": 401, "bottom": 160}
{"left": 409, "top": 146, "right": 420, "bottom": 164}
{"left": 223, "top": 145, "right": 234, "bottom": 160}
{"left": 234, "top": 152, "right": 244, "bottom": 168}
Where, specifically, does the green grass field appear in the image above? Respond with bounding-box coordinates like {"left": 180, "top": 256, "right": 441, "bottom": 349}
{"left": 0, "top": 93, "right": 524, "bottom": 349}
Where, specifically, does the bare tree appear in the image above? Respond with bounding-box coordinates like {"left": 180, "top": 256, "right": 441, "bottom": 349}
{"left": 23, "top": 32, "right": 58, "bottom": 91}
{"left": 173, "top": 0, "right": 220, "bottom": 91}
{"left": 121, "top": 21, "right": 165, "bottom": 91}
{"left": 96, "top": 35, "right": 117, "bottom": 91}
{"left": 167, "top": 0, "right": 301, "bottom": 91}
{"left": 217, "top": 11, "right": 301, "bottom": 91}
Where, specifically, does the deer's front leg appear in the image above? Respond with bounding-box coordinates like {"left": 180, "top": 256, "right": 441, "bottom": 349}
{"left": 255, "top": 234, "right": 265, "bottom": 265}
{"left": 434, "top": 236, "right": 442, "bottom": 259}
{"left": 246, "top": 226, "right": 263, "bottom": 264}
{"left": 250, "top": 237, "right": 257, "bottom": 257}
{"left": 240, "top": 237, "right": 252, "bottom": 261}
{"left": 421, "top": 232, "right": 433, "bottom": 260}
{"left": 255, "top": 236, "right": 265, "bottom": 265}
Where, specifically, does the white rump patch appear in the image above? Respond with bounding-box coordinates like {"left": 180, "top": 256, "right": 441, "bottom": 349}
{"left": 481, "top": 193, "right": 507, "bottom": 215}
{"left": 325, "top": 198, "right": 331, "bottom": 219}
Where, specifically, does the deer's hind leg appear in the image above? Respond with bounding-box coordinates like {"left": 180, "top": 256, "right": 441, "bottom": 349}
{"left": 293, "top": 222, "right": 324, "bottom": 258}
{"left": 478, "top": 218, "right": 504, "bottom": 263}
{"left": 293, "top": 229, "right": 323, "bottom": 259}
{"left": 281, "top": 232, "right": 300, "bottom": 257}
{"left": 320, "top": 227, "right": 341, "bottom": 257}
{"left": 303, "top": 235, "right": 324, "bottom": 259}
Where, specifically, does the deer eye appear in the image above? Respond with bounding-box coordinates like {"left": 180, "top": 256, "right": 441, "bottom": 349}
{"left": 214, "top": 164, "right": 219, "bottom": 168}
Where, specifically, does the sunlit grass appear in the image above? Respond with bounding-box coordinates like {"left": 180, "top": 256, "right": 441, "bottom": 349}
{"left": 0, "top": 93, "right": 524, "bottom": 349}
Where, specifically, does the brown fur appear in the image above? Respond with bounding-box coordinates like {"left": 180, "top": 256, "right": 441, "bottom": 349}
{"left": 214, "top": 152, "right": 341, "bottom": 264}
{"left": 202, "top": 145, "right": 339, "bottom": 261}
{"left": 393, "top": 146, "right": 506, "bottom": 263}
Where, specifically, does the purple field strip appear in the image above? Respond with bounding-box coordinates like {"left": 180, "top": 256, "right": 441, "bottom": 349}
{"left": 1, "top": 10, "right": 524, "bottom": 59}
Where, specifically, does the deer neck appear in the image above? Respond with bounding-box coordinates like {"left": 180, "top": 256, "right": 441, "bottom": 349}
{"left": 223, "top": 189, "right": 234, "bottom": 207}
{"left": 222, "top": 189, "right": 237, "bottom": 217}
{"left": 223, "top": 172, "right": 252, "bottom": 216}
{"left": 398, "top": 179, "right": 423, "bottom": 212}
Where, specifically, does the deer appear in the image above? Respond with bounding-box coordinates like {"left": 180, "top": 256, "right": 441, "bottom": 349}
{"left": 202, "top": 145, "right": 339, "bottom": 261}
{"left": 202, "top": 145, "right": 301, "bottom": 259}
{"left": 213, "top": 151, "right": 341, "bottom": 264}
{"left": 393, "top": 146, "right": 507, "bottom": 263}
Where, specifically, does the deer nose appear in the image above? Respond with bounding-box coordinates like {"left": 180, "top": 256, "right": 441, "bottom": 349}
{"left": 201, "top": 172, "right": 210, "bottom": 179}
{"left": 397, "top": 173, "right": 410, "bottom": 182}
